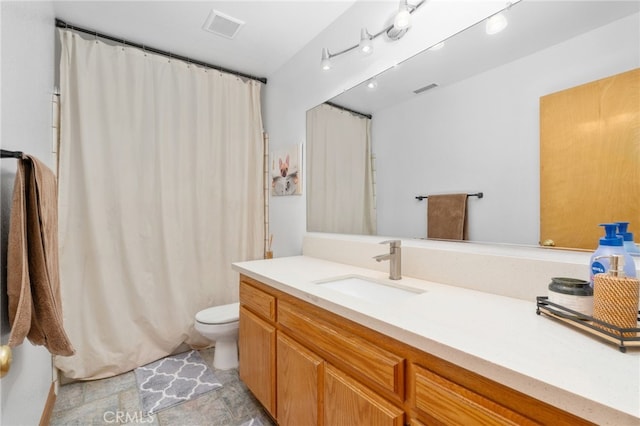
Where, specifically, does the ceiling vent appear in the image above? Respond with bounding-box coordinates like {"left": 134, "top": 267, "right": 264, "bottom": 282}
{"left": 202, "top": 10, "right": 245, "bottom": 39}
{"left": 413, "top": 83, "right": 439, "bottom": 95}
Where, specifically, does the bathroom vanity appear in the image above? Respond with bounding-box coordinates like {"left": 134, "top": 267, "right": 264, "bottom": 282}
{"left": 233, "top": 248, "right": 640, "bottom": 426}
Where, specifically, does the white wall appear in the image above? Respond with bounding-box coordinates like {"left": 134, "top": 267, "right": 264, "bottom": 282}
{"left": 374, "top": 13, "right": 640, "bottom": 244}
{"left": 264, "top": 1, "right": 507, "bottom": 256}
{"left": 1, "top": 1, "right": 56, "bottom": 424}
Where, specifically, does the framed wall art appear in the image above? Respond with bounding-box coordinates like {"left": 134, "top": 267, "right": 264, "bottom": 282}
{"left": 271, "top": 144, "right": 302, "bottom": 196}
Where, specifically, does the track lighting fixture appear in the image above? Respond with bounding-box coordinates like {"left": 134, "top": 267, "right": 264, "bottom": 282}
{"left": 321, "top": 48, "right": 331, "bottom": 70}
{"left": 394, "top": 0, "right": 411, "bottom": 30}
{"left": 387, "top": 0, "right": 413, "bottom": 40}
{"left": 321, "top": 0, "right": 425, "bottom": 71}
{"left": 485, "top": 13, "right": 507, "bottom": 34}
{"left": 359, "top": 28, "right": 373, "bottom": 56}
{"left": 485, "top": 1, "right": 519, "bottom": 35}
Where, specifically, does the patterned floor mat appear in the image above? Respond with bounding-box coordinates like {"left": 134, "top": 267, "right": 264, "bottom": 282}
{"left": 134, "top": 350, "right": 222, "bottom": 415}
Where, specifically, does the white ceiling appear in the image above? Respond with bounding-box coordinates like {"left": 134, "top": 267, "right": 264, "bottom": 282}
{"left": 51, "top": 0, "right": 640, "bottom": 102}
{"left": 52, "top": 0, "right": 358, "bottom": 79}
{"left": 331, "top": 0, "right": 640, "bottom": 114}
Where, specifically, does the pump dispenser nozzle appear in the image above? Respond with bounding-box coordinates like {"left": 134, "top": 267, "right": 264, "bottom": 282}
{"left": 615, "top": 221, "right": 640, "bottom": 255}
{"left": 595, "top": 254, "right": 625, "bottom": 277}
{"left": 589, "top": 223, "right": 637, "bottom": 286}
{"left": 599, "top": 223, "right": 623, "bottom": 246}
{"left": 616, "top": 222, "right": 630, "bottom": 235}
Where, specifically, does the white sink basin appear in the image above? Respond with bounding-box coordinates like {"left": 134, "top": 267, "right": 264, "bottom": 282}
{"left": 315, "top": 275, "right": 424, "bottom": 304}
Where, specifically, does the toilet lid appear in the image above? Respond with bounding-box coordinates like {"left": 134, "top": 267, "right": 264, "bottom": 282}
{"left": 196, "top": 302, "right": 240, "bottom": 325}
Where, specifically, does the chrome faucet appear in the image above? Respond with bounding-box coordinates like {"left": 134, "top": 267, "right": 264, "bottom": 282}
{"left": 374, "top": 240, "right": 402, "bottom": 280}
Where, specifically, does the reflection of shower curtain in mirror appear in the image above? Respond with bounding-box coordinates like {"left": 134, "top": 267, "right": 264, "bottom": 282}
{"left": 55, "top": 29, "right": 264, "bottom": 379}
{"left": 307, "top": 104, "right": 376, "bottom": 234}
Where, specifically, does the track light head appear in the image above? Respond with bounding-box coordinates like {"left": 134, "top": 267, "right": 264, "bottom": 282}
{"left": 394, "top": 0, "right": 411, "bottom": 30}
{"left": 387, "top": 0, "right": 413, "bottom": 40}
{"left": 321, "top": 48, "right": 331, "bottom": 70}
{"left": 486, "top": 13, "right": 508, "bottom": 34}
{"left": 486, "top": 1, "right": 519, "bottom": 35}
{"left": 359, "top": 28, "right": 373, "bottom": 56}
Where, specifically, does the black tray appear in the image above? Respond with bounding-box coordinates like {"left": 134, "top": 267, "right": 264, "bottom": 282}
{"left": 536, "top": 296, "right": 640, "bottom": 353}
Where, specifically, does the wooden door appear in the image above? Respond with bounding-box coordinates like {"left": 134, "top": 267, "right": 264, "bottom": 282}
{"left": 324, "top": 364, "right": 404, "bottom": 426}
{"left": 540, "top": 68, "right": 640, "bottom": 250}
{"left": 277, "top": 332, "right": 324, "bottom": 426}
{"left": 239, "top": 306, "right": 276, "bottom": 417}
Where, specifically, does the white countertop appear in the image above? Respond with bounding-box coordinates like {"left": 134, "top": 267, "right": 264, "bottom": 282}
{"left": 233, "top": 255, "right": 640, "bottom": 426}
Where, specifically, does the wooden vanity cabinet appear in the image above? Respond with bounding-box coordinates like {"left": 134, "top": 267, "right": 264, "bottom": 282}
{"left": 275, "top": 320, "right": 404, "bottom": 426}
{"left": 278, "top": 298, "right": 405, "bottom": 426}
{"left": 238, "top": 279, "right": 276, "bottom": 417}
{"left": 276, "top": 332, "right": 323, "bottom": 426}
{"left": 238, "top": 274, "right": 593, "bottom": 426}
{"left": 277, "top": 299, "right": 405, "bottom": 402}
{"left": 411, "top": 364, "right": 536, "bottom": 426}
{"left": 324, "top": 364, "right": 404, "bottom": 426}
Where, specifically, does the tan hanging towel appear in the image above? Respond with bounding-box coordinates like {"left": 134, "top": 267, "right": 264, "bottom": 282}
{"left": 7, "top": 155, "right": 75, "bottom": 356}
{"left": 427, "top": 194, "right": 468, "bottom": 240}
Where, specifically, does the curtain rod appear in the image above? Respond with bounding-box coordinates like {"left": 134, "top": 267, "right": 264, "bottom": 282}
{"left": 415, "top": 192, "right": 483, "bottom": 201}
{"left": 55, "top": 19, "right": 267, "bottom": 85}
{"left": 325, "top": 102, "right": 372, "bottom": 120}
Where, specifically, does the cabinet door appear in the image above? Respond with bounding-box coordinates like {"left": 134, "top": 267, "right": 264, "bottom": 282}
{"left": 239, "top": 306, "right": 276, "bottom": 417}
{"left": 412, "top": 364, "right": 536, "bottom": 426}
{"left": 324, "top": 364, "right": 404, "bottom": 426}
{"left": 277, "top": 332, "right": 323, "bottom": 426}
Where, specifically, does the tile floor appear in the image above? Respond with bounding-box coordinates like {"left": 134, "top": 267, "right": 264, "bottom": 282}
{"left": 50, "top": 348, "right": 275, "bottom": 426}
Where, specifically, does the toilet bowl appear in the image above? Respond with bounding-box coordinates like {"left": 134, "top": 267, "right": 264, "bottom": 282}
{"left": 194, "top": 302, "right": 240, "bottom": 370}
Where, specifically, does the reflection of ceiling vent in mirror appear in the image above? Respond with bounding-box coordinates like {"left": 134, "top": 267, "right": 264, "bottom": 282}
{"left": 413, "top": 83, "right": 439, "bottom": 94}
{"left": 202, "top": 10, "right": 245, "bottom": 39}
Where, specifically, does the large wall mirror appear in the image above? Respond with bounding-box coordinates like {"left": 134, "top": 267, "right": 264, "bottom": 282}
{"left": 306, "top": 1, "right": 640, "bottom": 249}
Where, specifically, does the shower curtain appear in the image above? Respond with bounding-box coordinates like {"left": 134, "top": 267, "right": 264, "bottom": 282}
{"left": 307, "top": 103, "right": 376, "bottom": 234}
{"left": 55, "top": 29, "right": 264, "bottom": 379}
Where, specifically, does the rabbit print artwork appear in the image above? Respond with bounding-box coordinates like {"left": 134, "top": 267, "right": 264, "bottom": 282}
{"left": 271, "top": 145, "right": 302, "bottom": 196}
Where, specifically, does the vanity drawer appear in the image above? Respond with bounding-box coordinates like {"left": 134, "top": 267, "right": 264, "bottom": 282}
{"left": 278, "top": 300, "right": 404, "bottom": 398}
{"left": 240, "top": 278, "right": 276, "bottom": 322}
{"left": 412, "top": 364, "right": 537, "bottom": 426}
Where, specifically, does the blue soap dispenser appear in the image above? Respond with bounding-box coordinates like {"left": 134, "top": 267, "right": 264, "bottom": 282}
{"left": 615, "top": 221, "right": 640, "bottom": 255}
{"left": 589, "top": 223, "right": 637, "bottom": 287}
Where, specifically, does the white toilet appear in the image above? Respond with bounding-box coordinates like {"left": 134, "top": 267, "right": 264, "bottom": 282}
{"left": 194, "top": 302, "right": 240, "bottom": 370}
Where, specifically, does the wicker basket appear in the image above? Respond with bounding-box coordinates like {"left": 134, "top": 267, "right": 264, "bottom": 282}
{"left": 593, "top": 274, "right": 639, "bottom": 337}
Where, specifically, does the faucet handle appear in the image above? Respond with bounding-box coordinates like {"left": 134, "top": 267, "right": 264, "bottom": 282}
{"left": 380, "top": 239, "right": 401, "bottom": 247}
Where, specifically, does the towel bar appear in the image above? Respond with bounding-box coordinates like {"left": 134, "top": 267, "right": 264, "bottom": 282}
{"left": 1, "top": 149, "right": 24, "bottom": 159}
{"left": 416, "top": 192, "right": 483, "bottom": 201}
